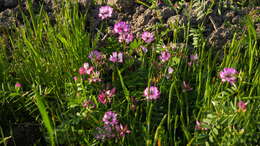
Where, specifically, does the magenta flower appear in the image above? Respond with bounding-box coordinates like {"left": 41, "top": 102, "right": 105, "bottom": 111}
{"left": 115, "top": 124, "right": 131, "bottom": 137}
{"left": 98, "top": 88, "right": 116, "bottom": 104}
{"left": 118, "top": 33, "right": 134, "bottom": 44}
{"left": 113, "top": 21, "right": 130, "bottom": 34}
{"left": 78, "top": 63, "right": 94, "bottom": 75}
{"left": 88, "top": 50, "right": 103, "bottom": 61}
{"left": 144, "top": 86, "right": 160, "bottom": 100}
{"left": 102, "top": 111, "right": 118, "bottom": 126}
{"left": 109, "top": 52, "right": 123, "bottom": 63}
{"left": 141, "top": 31, "right": 154, "bottom": 43}
{"left": 159, "top": 51, "right": 171, "bottom": 62}
{"left": 15, "top": 83, "right": 22, "bottom": 88}
{"left": 98, "top": 6, "right": 113, "bottom": 20}
{"left": 237, "top": 101, "right": 247, "bottom": 112}
{"left": 219, "top": 68, "right": 238, "bottom": 85}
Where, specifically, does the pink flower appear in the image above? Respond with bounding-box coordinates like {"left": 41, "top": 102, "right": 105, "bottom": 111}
{"left": 78, "top": 63, "right": 94, "bottom": 75}
{"left": 102, "top": 111, "right": 118, "bottom": 126}
{"left": 115, "top": 124, "right": 131, "bottom": 137}
{"left": 113, "top": 21, "right": 130, "bottom": 34}
{"left": 109, "top": 52, "right": 123, "bottom": 63}
{"left": 159, "top": 51, "right": 171, "bottom": 62}
{"left": 182, "top": 81, "right": 193, "bottom": 92}
{"left": 219, "top": 68, "right": 238, "bottom": 85}
{"left": 88, "top": 50, "right": 103, "bottom": 61}
{"left": 73, "top": 76, "right": 78, "bottom": 81}
{"left": 190, "top": 53, "right": 198, "bottom": 61}
{"left": 141, "top": 31, "right": 154, "bottom": 43}
{"left": 15, "top": 83, "right": 22, "bottom": 88}
{"left": 237, "top": 101, "right": 247, "bottom": 112}
{"left": 98, "top": 88, "right": 116, "bottom": 104}
{"left": 118, "top": 33, "right": 134, "bottom": 44}
{"left": 144, "top": 86, "right": 160, "bottom": 100}
{"left": 98, "top": 6, "right": 113, "bottom": 20}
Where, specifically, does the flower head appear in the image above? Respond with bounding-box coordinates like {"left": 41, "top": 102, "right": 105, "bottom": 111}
{"left": 115, "top": 124, "right": 131, "bottom": 137}
{"left": 118, "top": 33, "right": 134, "bottom": 44}
{"left": 113, "top": 21, "right": 130, "bottom": 34}
{"left": 15, "top": 83, "right": 22, "bottom": 88}
{"left": 141, "top": 31, "right": 154, "bottom": 43}
{"left": 109, "top": 52, "right": 123, "bottom": 63}
{"left": 237, "top": 101, "right": 247, "bottom": 112}
{"left": 78, "top": 63, "right": 94, "bottom": 75}
{"left": 144, "top": 86, "right": 160, "bottom": 100}
{"left": 88, "top": 50, "right": 103, "bottom": 61}
{"left": 98, "top": 88, "right": 116, "bottom": 104}
{"left": 98, "top": 6, "right": 113, "bottom": 20}
{"left": 220, "top": 68, "right": 238, "bottom": 85}
{"left": 159, "top": 51, "right": 171, "bottom": 62}
{"left": 102, "top": 111, "right": 118, "bottom": 126}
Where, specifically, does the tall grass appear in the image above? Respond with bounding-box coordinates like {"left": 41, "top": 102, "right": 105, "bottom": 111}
{"left": 0, "top": 0, "right": 259, "bottom": 145}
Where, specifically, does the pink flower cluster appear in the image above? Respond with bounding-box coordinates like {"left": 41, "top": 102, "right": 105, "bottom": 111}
{"left": 159, "top": 50, "right": 171, "bottom": 62}
{"left": 219, "top": 68, "right": 238, "bottom": 85}
{"left": 78, "top": 62, "right": 101, "bottom": 83}
{"left": 98, "top": 88, "right": 116, "bottom": 104}
{"left": 141, "top": 31, "right": 154, "bottom": 43}
{"left": 237, "top": 101, "right": 247, "bottom": 112}
{"left": 113, "top": 21, "right": 134, "bottom": 44}
{"left": 98, "top": 6, "right": 113, "bottom": 20}
{"left": 109, "top": 52, "right": 123, "bottom": 63}
{"left": 95, "top": 111, "right": 131, "bottom": 141}
{"left": 144, "top": 86, "right": 160, "bottom": 100}
{"left": 88, "top": 50, "right": 103, "bottom": 62}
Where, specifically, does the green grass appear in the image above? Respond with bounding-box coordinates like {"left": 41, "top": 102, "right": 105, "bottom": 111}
{"left": 0, "top": 0, "right": 259, "bottom": 145}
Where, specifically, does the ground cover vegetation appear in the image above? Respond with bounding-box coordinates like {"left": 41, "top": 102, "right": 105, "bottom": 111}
{"left": 0, "top": 0, "right": 260, "bottom": 145}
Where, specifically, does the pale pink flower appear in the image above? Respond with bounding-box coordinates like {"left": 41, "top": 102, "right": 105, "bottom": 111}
{"left": 159, "top": 51, "right": 171, "bottom": 62}
{"left": 118, "top": 33, "right": 134, "bottom": 44}
{"left": 109, "top": 52, "right": 123, "bottom": 63}
{"left": 115, "top": 124, "right": 131, "bottom": 137}
{"left": 237, "top": 101, "right": 247, "bottom": 112}
{"left": 102, "top": 111, "right": 118, "bottom": 126}
{"left": 219, "top": 68, "right": 238, "bottom": 85}
{"left": 88, "top": 50, "right": 103, "bottom": 61}
{"left": 141, "top": 31, "right": 154, "bottom": 43}
{"left": 98, "top": 6, "right": 113, "bottom": 20}
{"left": 144, "top": 86, "right": 160, "bottom": 100}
